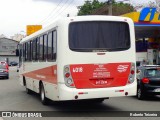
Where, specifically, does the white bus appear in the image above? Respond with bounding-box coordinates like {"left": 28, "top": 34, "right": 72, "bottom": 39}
{"left": 19, "top": 15, "right": 137, "bottom": 104}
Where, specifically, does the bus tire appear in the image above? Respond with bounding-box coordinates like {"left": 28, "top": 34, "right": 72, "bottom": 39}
{"left": 26, "top": 87, "right": 32, "bottom": 94}
{"left": 23, "top": 78, "right": 32, "bottom": 94}
{"left": 137, "top": 87, "right": 145, "bottom": 100}
{"left": 6, "top": 76, "right": 9, "bottom": 79}
{"left": 40, "top": 83, "right": 48, "bottom": 105}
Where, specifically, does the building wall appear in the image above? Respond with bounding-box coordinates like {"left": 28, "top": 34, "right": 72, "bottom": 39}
{"left": 0, "top": 38, "right": 19, "bottom": 63}
{"left": 10, "top": 34, "right": 25, "bottom": 41}
{"left": 0, "top": 38, "right": 18, "bottom": 56}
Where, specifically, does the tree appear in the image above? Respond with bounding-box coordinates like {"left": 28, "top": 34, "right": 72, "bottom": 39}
{"left": 134, "top": 1, "right": 157, "bottom": 11}
{"left": 77, "top": 0, "right": 135, "bottom": 16}
{"left": 77, "top": 0, "right": 105, "bottom": 15}
{"left": 112, "top": 1, "right": 135, "bottom": 15}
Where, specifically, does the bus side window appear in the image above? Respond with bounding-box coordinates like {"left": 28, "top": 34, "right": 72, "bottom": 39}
{"left": 36, "top": 38, "right": 39, "bottom": 61}
{"left": 53, "top": 30, "right": 57, "bottom": 61}
{"left": 27, "top": 41, "right": 32, "bottom": 61}
{"left": 30, "top": 41, "right": 32, "bottom": 61}
{"left": 44, "top": 34, "right": 48, "bottom": 61}
{"left": 23, "top": 44, "right": 25, "bottom": 61}
{"left": 19, "top": 44, "right": 22, "bottom": 66}
{"left": 25, "top": 42, "right": 28, "bottom": 61}
{"left": 48, "top": 32, "right": 52, "bottom": 61}
{"left": 32, "top": 39, "right": 37, "bottom": 61}
{"left": 39, "top": 36, "right": 44, "bottom": 61}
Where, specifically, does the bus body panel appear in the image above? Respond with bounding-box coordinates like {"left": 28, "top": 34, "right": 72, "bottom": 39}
{"left": 58, "top": 83, "right": 137, "bottom": 101}
{"left": 19, "top": 16, "right": 137, "bottom": 101}
{"left": 42, "top": 81, "right": 59, "bottom": 101}
{"left": 69, "top": 63, "right": 131, "bottom": 89}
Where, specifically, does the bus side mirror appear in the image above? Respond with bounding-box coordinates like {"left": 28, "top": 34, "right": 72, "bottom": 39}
{"left": 16, "top": 49, "right": 19, "bottom": 56}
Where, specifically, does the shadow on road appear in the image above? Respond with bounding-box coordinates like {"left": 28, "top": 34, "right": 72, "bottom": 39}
{"left": 49, "top": 100, "right": 119, "bottom": 111}
{"left": 0, "top": 77, "right": 8, "bottom": 80}
{"left": 27, "top": 91, "right": 121, "bottom": 112}
{"left": 131, "top": 95, "right": 160, "bottom": 101}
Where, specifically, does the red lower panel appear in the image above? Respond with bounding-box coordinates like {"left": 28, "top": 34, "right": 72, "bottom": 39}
{"left": 70, "top": 63, "right": 131, "bottom": 89}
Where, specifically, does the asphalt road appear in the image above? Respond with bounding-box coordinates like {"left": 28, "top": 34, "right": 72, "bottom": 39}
{"left": 0, "top": 66, "right": 160, "bottom": 120}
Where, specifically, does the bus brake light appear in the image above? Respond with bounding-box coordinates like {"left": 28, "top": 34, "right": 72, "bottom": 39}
{"left": 65, "top": 73, "right": 70, "bottom": 78}
{"left": 131, "top": 70, "right": 135, "bottom": 75}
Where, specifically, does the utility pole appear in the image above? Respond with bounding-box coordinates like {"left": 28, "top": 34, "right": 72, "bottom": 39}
{"left": 108, "top": 0, "right": 113, "bottom": 15}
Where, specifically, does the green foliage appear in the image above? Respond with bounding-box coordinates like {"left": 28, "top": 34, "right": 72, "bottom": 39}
{"left": 77, "top": 0, "right": 104, "bottom": 15}
{"left": 77, "top": 0, "right": 135, "bottom": 16}
{"left": 113, "top": 2, "right": 135, "bottom": 12}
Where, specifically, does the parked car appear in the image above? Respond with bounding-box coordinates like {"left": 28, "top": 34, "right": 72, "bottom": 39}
{"left": 9, "top": 61, "right": 18, "bottom": 66}
{"left": 0, "top": 64, "right": 9, "bottom": 79}
{"left": 0, "top": 61, "right": 9, "bottom": 69}
{"left": 136, "top": 65, "right": 160, "bottom": 100}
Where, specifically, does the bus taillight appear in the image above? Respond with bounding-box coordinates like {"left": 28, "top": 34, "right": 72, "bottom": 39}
{"left": 128, "top": 63, "right": 135, "bottom": 84}
{"left": 65, "top": 73, "right": 70, "bottom": 78}
{"left": 131, "top": 70, "right": 135, "bottom": 75}
{"left": 64, "top": 65, "right": 75, "bottom": 88}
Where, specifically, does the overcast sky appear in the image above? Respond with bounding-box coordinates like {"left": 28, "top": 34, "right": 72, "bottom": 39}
{"left": 0, "top": 0, "right": 156, "bottom": 38}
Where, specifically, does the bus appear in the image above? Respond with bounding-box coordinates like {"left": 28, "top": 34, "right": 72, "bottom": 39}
{"left": 19, "top": 15, "right": 137, "bottom": 104}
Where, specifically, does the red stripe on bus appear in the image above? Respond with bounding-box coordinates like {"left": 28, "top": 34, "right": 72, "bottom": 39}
{"left": 22, "top": 65, "right": 57, "bottom": 84}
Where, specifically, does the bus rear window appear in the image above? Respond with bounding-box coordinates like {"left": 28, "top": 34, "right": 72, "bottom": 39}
{"left": 69, "top": 21, "right": 130, "bottom": 52}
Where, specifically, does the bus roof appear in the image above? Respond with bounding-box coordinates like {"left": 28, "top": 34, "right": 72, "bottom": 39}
{"left": 20, "top": 15, "right": 133, "bottom": 44}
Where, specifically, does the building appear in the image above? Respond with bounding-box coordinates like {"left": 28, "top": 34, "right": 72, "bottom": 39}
{"left": 122, "top": 8, "right": 160, "bottom": 65}
{"left": 0, "top": 37, "right": 19, "bottom": 63}
{"left": 91, "top": 2, "right": 160, "bottom": 65}
{"left": 10, "top": 33, "right": 25, "bottom": 41}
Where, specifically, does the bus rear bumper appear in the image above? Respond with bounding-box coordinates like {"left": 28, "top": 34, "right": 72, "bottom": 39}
{"left": 58, "top": 83, "right": 137, "bottom": 101}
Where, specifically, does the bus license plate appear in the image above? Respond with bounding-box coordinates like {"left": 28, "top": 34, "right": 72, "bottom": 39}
{"left": 154, "top": 88, "right": 160, "bottom": 92}
{"left": 95, "top": 80, "right": 107, "bottom": 85}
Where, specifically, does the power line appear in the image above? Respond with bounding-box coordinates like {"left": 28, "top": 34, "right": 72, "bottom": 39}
{"left": 40, "top": 0, "right": 71, "bottom": 25}
{"left": 38, "top": 0, "right": 64, "bottom": 24}
{"left": 40, "top": 0, "right": 63, "bottom": 24}
{"left": 43, "top": 0, "right": 75, "bottom": 26}
{"left": 52, "top": 0, "right": 75, "bottom": 19}
{"left": 42, "top": 0, "right": 72, "bottom": 25}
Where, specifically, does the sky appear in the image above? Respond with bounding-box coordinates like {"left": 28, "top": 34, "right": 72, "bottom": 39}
{"left": 0, "top": 0, "right": 156, "bottom": 38}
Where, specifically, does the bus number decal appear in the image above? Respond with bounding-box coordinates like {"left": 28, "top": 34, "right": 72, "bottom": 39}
{"left": 73, "top": 67, "right": 83, "bottom": 73}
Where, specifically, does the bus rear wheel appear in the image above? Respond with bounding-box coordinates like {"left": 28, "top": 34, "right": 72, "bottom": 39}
{"left": 26, "top": 87, "right": 32, "bottom": 94}
{"left": 40, "top": 83, "right": 48, "bottom": 105}
{"left": 24, "top": 79, "right": 32, "bottom": 94}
